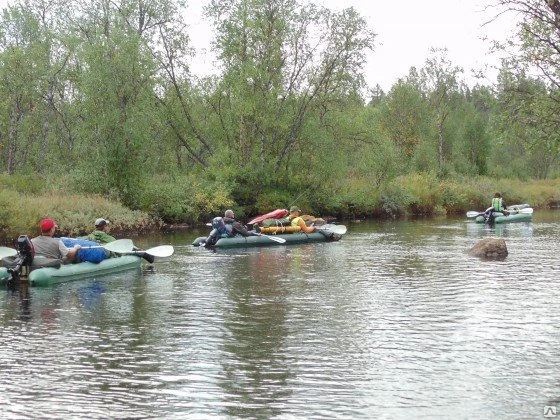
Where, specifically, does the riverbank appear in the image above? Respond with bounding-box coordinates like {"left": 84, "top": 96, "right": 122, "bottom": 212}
{"left": 1, "top": 173, "right": 559, "bottom": 246}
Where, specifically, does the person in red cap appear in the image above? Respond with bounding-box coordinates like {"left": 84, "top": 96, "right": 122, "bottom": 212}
{"left": 31, "top": 218, "right": 81, "bottom": 263}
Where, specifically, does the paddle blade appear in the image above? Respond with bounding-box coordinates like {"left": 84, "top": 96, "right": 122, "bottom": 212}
{"left": 0, "top": 246, "right": 18, "bottom": 258}
{"left": 466, "top": 211, "right": 482, "bottom": 218}
{"left": 316, "top": 224, "right": 347, "bottom": 235}
{"left": 103, "top": 239, "right": 135, "bottom": 253}
{"left": 262, "top": 235, "right": 286, "bottom": 244}
{"left": 144, "top": 245, "right": 174, "bottom": 257}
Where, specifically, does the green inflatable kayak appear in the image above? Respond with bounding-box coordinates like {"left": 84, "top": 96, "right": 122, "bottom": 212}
{"left": 475, "top": 212, "right": 532, "bottom": 224}
{"left": 193, "top": 230, "right": 344, "bottom": 249}
{"left": 0, "top": 255, "right": 142, "bottom": 287}
{"left": 467, "top": 203, "right": 533, "bottom": 224}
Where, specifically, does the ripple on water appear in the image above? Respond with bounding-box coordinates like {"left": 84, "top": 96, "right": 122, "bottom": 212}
{"left": 1, "top": 216, "right": 559, "bottom": 418}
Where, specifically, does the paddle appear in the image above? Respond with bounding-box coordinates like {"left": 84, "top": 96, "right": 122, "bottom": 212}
{"left": 84, "top": 238, "right": 135, "bottom": 253}
{"left": 315, "top": 224, "right": 347, "bottom": 235}
{"left": 0, "top": 239, "right": 134, "bottom": 258}
{"left": 258, "top": 234, "right": 286, "bottom": 244}
{"left": 511, "top": 207, "right": 533, "bottom": 214}
{"left": 466, "top": 208, "right": 533, "bottom": 218}
{"left": 0, "top": 247, "right": 18, "bottom": 259}
{"left": 126, "top": 245, "right": 174, "bottom": 257}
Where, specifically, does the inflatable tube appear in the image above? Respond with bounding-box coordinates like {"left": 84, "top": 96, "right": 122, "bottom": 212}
{"left": 259, "top": 225, "right": 301, "bottom": 234}
{"left": 475, "top": 212, "right": 532, "bottom": 224}
{"left": 192, "top": 231, "right": 342, "bottom": 248}
{"left": 1, "top": 255, "right": 142, "bottom": 287}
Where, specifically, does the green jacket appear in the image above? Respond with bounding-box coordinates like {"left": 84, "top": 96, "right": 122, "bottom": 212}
{"left": 492, "top": 197, "right": 505, "bottom": 212}
{"left": 82, "top": 230, "right": 116, "bottom": 244}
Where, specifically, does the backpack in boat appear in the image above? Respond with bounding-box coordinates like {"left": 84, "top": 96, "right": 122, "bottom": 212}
{"left": 261, "top": 217, "right": 291, "bottom": 227}
{"left": 211, "top": 217, "right": 232, "bottom": 238}
{"left": 61, "top": 237, "right": 107, "bottom": 263}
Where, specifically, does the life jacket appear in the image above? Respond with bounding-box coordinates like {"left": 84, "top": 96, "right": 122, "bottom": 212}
{"left": 492, "top": 197, "right": 503, "bottom": 212}
{"left": 211, "top": 217, "right": 233, "bottom": 238}
{"left": 82, "top": 230, "right": 116, "bottom": 244}
{"left": 291, "top": 216, "right": 305, "bottom": 227}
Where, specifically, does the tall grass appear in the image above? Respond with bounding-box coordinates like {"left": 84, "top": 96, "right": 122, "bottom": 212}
{"left": 1, "top": 172, "right": 558, "bottom": 243}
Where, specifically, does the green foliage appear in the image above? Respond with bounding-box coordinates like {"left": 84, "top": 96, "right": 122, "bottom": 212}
{"left": 0, "top": 172, "right": 45, "bottom": 194}
{"left": 253, "top": 189, "right": 293, "bottom": 214}
{"left": 0, "top": 182, "right": 153, "bottom": 239}
{"left": 1, "top": 0, "right": 560, "bottom": 232}
{"left": 312, "top": 176, "right": 382, "bottom": 217}
{"left": 140, "top": 175, "right": 234, "bottom": 223}
{"left": 382, "top": 173, "right": 444, "bottom": 215}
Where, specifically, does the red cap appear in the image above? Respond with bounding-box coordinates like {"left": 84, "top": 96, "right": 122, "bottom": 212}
{"left": 40, "top": 218, "right": 57, "bottom": 232}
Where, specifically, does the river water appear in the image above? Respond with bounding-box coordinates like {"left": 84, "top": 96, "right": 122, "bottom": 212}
{"left": 1, "top": 211, "right": 559, "bottom": 419}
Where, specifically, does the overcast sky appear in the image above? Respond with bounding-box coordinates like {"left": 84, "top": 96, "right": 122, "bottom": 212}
{"left": 0, "top": 0, "right": 515, "bottom": 91}
{"left": 185, "top": 0, "right": 516, "bottom": 91}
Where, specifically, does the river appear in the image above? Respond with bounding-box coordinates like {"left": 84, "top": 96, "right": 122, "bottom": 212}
{"left": 1, "top": 210, "right": 559, "bottom": 419}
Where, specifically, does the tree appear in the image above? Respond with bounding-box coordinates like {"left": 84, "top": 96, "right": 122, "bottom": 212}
{"left": 0, "top": 4, "right": 52, "bottom": 174}
{"left": 204, "top": 0, "right": 376, "bottom": 184}
{"left": 418, "top": 48, "right": 463, "bottom": 174}
{"left": 492, "top": 68, "right": 559, "bottom": 178}
{"left": 379, "top": 79, "right": 429, "bottom": 167}
{"left": 490, "top": 0, "right": 560, "bottom": 168}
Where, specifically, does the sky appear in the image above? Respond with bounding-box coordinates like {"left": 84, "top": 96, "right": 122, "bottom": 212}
{"left": 186, "top": 0, "right": 516, "bottom": 92}
{"left": 0, "top": 0, "right": 516, "bottom": 92}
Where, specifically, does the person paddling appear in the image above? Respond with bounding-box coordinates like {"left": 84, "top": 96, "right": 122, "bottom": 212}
{"left": 484, "top": 192, "right": 509, "bottom": 222}
{"left": 82, "top": 218, "right": 154, "bottom": 264}
{"left": 288, "top": 206, "right": 316, "bottom": 233}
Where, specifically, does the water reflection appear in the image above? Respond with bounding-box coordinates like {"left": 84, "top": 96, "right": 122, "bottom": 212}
{"left": 217, "top": 248, "right": 292, "bottom": 418}
{"left": 1, "top": 211, "right": 559, "bottom": 418}
{"left": 465, "top": 220, "right": 534, "bottom": 238}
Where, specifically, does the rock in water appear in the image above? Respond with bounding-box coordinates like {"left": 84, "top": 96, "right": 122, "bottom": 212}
{"left": 467, "top": 238, "right": 508, "bottom": 260}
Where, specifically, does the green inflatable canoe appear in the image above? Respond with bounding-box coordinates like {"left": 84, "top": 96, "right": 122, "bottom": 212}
{"left": 193, "top": 230, "right": 343, "bottom": 249}
{"left": 0, "top": 255, "right": 142, "bottom": 287}
{"left": 475, "top": 212, "right": 532, "bottom": 224}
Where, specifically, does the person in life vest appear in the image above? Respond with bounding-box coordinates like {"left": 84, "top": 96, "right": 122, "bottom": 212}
{"left": 288, "top": 206, "right": 316, "bottom": 233}
{"left": 223, "top": 210, "right": 260, "bottom": 237}
{"left": 81, "top": 218, "right": 155, "bottom": 264}
{"left": 484, "top": 192, "right": 509, "bottom": 222}
{"left": 84, "top": 218, "right": 117, "bottom": 244}
{"left": 203, "top": 210, "right": 259, "bottom": 247}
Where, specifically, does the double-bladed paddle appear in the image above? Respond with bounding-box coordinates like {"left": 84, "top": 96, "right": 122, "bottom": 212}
{"left": 466, "top": 207, "right": 533, "bottom": 218}
{"left": 128, "top": 245, "right": 174, "bottom": 257}
{"left": 258, "top": 234, "right": 286, "bottom": 244}
{"left": 0, "top": 238, "right": 135, "bottom": 259}
{"left": 0, "top": 247, "right": 18, "bottom": 259}
{"left": 1, "top": 240, "right": 173, "bottom": 260}
{"left": 86, "top": 240, "right": 174, "bottom": 257}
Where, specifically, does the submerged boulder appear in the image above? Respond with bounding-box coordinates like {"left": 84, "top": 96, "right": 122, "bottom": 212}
{"left": 467, "top": 238, "right": 508, "bottom": 260}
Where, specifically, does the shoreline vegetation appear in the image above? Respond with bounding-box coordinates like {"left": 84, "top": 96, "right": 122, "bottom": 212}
{"left": 1, "top": 173, "right": 558, "bottom": 246}
{"left": 2, "top": 1, "right": 560, "bottom": 249}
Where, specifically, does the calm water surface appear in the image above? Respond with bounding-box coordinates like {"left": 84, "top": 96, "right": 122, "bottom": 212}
{"left": 1, "top": 211, "right": 559, "bottom": 419}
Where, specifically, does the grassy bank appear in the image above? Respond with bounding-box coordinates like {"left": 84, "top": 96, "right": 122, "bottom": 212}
{"left": 1, "top": 172, "right": 558, "bottom": 245}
